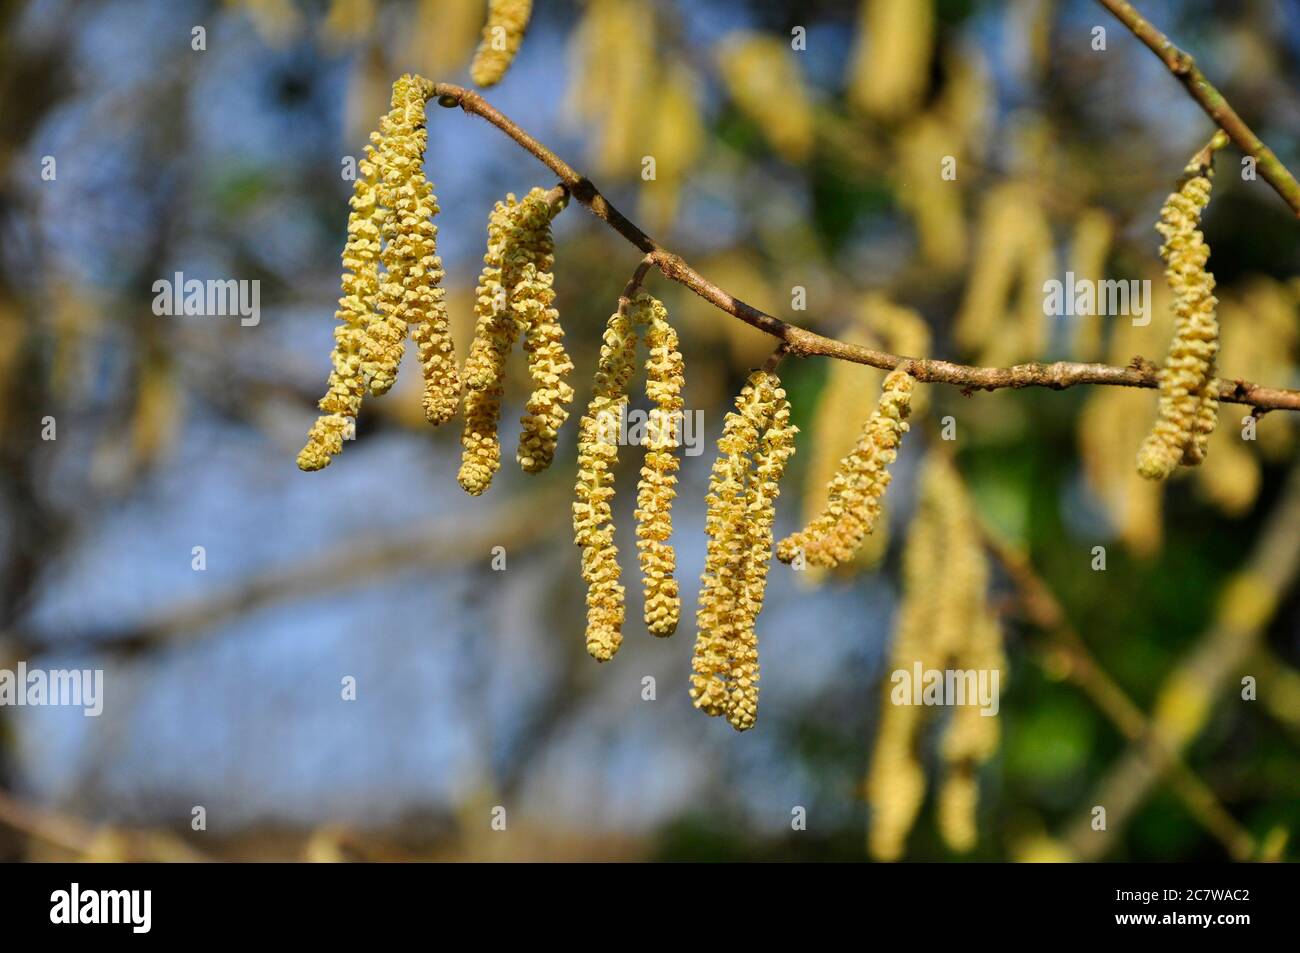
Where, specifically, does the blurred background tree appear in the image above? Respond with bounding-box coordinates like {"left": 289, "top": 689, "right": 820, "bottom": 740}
{"left": 0, "top": 0, "right": 1296, "bottom": 861}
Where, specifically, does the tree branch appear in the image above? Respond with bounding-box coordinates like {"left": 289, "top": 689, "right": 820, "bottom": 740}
{"left": 430, "top": 83, "right": 1300, "bottom": 412}
{"left": 1098, "top": 0, "right": 1300, "bottom": 219}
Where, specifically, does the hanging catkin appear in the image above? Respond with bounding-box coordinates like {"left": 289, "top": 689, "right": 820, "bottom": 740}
{"left": 299, "top": 74, "right": 455, "bottom": 472}
{"left": 631, "top": 293, "right": 684, "bottom": 637}
{"left": 512, "top": 194, "right": 575, "bottom": 473}
{"left": 458, "top": 198, "right": 518, "bottom": 495}
{"left": 866, "top": 457, "right": 941, "bottom": 861}
{"left": 777, "top": 368, "right": 915, "bottom": 569}
{"left": 1137, "top": 132, "right": 1228, "bottom": 480}
{"left": 797, "top": 296, "right": 931, "bottom": 578}
{"left": 573, "top": 292, "right": 687, "bottom": 657}
{"left": 457, "top": 188, "right": 571, "bottom": 494}
{"left": 847, "top": 0, "right": 935, "bottom": 121}
{"left": 470, "top": 0, "right": 532, "bottom": 88}
{"left": 371, "top": 77, "right": 461, "bottom": 421}
{"left": 573, "top": 309, "right": 639, "bottom": 661}
{"left": 866, "top": 455, "right": 1003, "bottom": 860}
{"left": 691, "top": 370, "right": 796, "bottom": 731}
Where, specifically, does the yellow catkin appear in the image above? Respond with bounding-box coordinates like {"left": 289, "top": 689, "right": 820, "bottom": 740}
{"left": 691, "top": 371, "right": 796, "bottom": 731}
{"left": 728, "top": 383, "right": 796, "bottom": 730}
{"left": 777, "top": 369, "right": 915, "bottom": 569}
{"left": 567, "top": 0, "right": 655, "bottom": 181}
{"left": 573, "top": 309, "right": 639, "bottom": 661}
{"left": 954, "top": 182, "right": 1053, "bottom": 367}
{"left": 298, "top": 105, "right": 391, "bottom": 471}
{"left": 630, "top": 293, "right": 685, "bottom": 637}
{"left": 896, "top": 114, "right": 966, "bottom": 272}
{"left": 848, "top": 0, "right": 935, "bottom": 121}
{"left": 1137, "top": 133, "right": 1228, "bottom": 480}
{"left": 299, "top": 74, "right": 455, "bottom": 470}
{"left": 867, "top": 455, "right": 1003, "bottom": 859}
{"left": 797, "top": 299, "right": 930, "bottom": 581}
{"left": 457, "top": 188, "right": 568, "bottom": 493}
{"left": 867, "top": 460, "right": 942, "bottom": 861}
{"left": 457, "top": 198, "right": 517, "bottom": 495}
{"left": 470, "top": 0, "right": 532, "bottom": 88}
{"left": 373, "top": 77, "right": 460, "bottom": 423}
{"left": 716, "top": 33, "right": 814, "bottom": 164}
{"left": 366, "top": 76, "right": 433, "bottom": 396}
{"left": 511, "top": 192, "right": 574, "bottom": 474}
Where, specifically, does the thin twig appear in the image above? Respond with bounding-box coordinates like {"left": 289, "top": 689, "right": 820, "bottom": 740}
{"left": 430, "top": 83, "right": 1300, "bottom": 412}
{"left": 1098, "top": 0, "right": 1300, "bottom": 219}
{"left": 616, "top": 254, "right": 656, "bottom": 317}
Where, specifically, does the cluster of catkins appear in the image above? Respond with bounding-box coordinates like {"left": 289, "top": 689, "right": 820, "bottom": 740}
{"left": 299, "top": 77, "right": 573, "bottom": 487}
{"left": 296, "top": 73, "right": 973, "bottom": 740}
{"left": 299, "top": 74, "right": 459, "bottom": 472}
{"left": 459, "top": 188, "right": 574, "bottom": 495}
{"left": 1137, "top": 132, "right": 1228, "bottom": 481}
{"left": 689, "top": 371, "right": 798, "bottom": 731}
{"left": 866, "top": 455, "right": 1005, "bottom": 861}
{"left": 573, "top": 291, "right": 685, "bottom": 661}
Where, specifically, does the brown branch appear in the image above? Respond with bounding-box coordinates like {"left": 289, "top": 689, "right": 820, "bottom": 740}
{"left": 1098, "top": 0, "right": 1300, "bottom": 219}
{"left": 615, "top": 253, "right": 655, "bottom": 317}
{"left": 430, "top": 83, "right": 1300, "bottom": 412}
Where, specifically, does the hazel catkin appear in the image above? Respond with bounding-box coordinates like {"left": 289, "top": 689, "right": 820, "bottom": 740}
{"left": 511, "top": 192, "right": 574, "bottom": 474}
{"left": 573, "top": 309, "right": 639, "bottom": 660}
{"left": 630, "top": 293, "right": 684, "bottom": 637}
{"left": 457, "top": 187, "right": 571, "bottom": 493}
{"left": 371, "top": 76, "right": 461, "bottom": 422}
{"left": 297, "top": 147, "right": 385, "bottom": 472}
{"left": 691, "top": 370, "right": 796, "bottom": 731}
{"left": 470, "top": 0, "right": 532, "bottom": 88}
{"left": 458, "top": 197, "right": 519, "bottom": 495}
{"left": 299, "top": 74, "right": 452, "bottom": 472}
{"left": 866, "top": 454, "right": 1004, "bottom": 860}
{"left": 1137, "top": 132, "right": 1227, "bottom": 480}
{"left": 777, "top": 368, "right": 915, "bottom": 569}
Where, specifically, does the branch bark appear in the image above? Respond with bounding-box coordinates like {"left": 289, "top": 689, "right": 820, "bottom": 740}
{"left": 430, "top": 83, "right": 1300, "bottom": 412}
{"left": 1098, "top": 0, "right": 1300, "bottom": 219}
